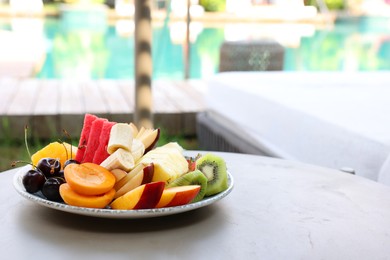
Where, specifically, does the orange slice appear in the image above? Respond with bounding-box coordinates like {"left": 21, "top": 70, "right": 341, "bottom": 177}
{"left": 31, "top": 142, "right": 77, "bottom": 170}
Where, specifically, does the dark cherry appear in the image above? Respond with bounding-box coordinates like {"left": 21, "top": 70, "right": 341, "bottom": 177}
{"left": 57, "top": 170, "right": 65, "bottom": 179}
{"left": 22, "top": 169, "right": 46, "bottom": 193}
{"left": 42, "top": 177, "right": 66, "bottom": 202}
{"left": 63, "top": 159, "right": 79, "bottom": 169}
{"left": 37, "top": 158, "right": 61, "bottom": 178}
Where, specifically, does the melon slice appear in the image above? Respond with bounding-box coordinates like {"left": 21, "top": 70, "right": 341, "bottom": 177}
{"left": 75, "top": 114, "right": 98, "bottom": 163}
{"left": 93, "top": 121, "right": 116, "bottom": 164}
{"left": 83, "top": 118, "right": 107, "bottom": 163}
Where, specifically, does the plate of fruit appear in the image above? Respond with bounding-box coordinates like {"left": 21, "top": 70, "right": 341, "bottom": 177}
{"left": 13, "top": 114, "right": 233, "bottom": 219}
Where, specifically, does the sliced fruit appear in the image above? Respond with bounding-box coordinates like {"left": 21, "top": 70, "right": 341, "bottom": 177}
{"left": 186, "top": 154, "right": 201, "bottom": 172}
{"left": 114, "top": 163, "right": 145, "bottom": 191}
{"left": 129, "top": 122, "right": 138, "bottom": 137}
{"left": 156, "top": 185, "right": 201, "bottom": 208}
{"left": 64, "top": 163, "right": 116, "bottom": 196}
{"left": 110, "top": 168, "right": 127, "bottom": 183}
{"left": 31, "top": 142, "right": 77, "bottom": 170}
{"left": 110, "top": 181, "right": 165, "bottom": 210}
{"left": 136, "top": 128, "right": 160, "bottom": 153}
{"left": 196, "top": 153, "right": 228, "bottom": 196}
{"left": 138, "top": 142, "right": 188, "bottom": 184}
{"left": 107, "top": 123, "right": 134, "bottom": 154}
{"left": 131, "top": 138, "right": 145, "bottom": 162}
{"left": 75, "top": 113, "right": 98, "bottom": 163}
{"left": 92, "top": 120, "right": 116, "bottom": 165}
{"left": 167, "top": 170, "right": 208, "bottom": 202}
{"left": 83, "top": 118, "right": 107, "bottom": 163}
{"left": 135, "top": 126, "right": 146, "bottom": 139}
{"left": 114, "top": 163, "right": 154, "bottom": 199}
{"left": 60, "top": 183, "right": 115, "bottom": 209}
{"left": 100, "top": 148, "right": 135, "bottom": 172}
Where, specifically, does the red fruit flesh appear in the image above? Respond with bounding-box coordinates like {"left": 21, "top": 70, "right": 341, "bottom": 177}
{"left": 93, "top": 121, "right": 116, "bottom": 164}
{"left": 75, "top": 114, "right": 98, "bottom": 162}
{"left": 82, "top": 118, "right": 107, "bottom": 163}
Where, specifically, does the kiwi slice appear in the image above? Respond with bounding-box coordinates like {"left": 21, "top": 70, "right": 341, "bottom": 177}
{"left": 167, "top": 170, "right": 208, "bottom": 203}
{"left": 196, "top": 153, "right": 228, "bottom": 196}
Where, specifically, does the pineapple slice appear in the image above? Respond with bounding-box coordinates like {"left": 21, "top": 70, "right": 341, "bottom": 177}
{"left": 138, "top": 142, "right": 188, "bottom": 184}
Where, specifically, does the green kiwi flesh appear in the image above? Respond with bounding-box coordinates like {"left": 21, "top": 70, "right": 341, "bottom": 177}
{"left": 167, "top": 170, "right": 208, "bottom": 203}
{"left": 196, "top": 153, "right": 228, "bottom": 196}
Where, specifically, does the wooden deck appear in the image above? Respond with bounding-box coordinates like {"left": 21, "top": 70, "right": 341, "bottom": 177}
{"left": 0, "top": 78, "right": 207, "bottom": 140}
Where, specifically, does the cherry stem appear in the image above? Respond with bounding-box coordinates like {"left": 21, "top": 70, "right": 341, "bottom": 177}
{"left": 62, "top": 129, "right": 73, "bottom": 159}
{"left": 11, "top": 160, "right": 35, "bottom": 169}
{"left": 24, "top": 125, "right": 31, "bottom": 159}
{"left": 57, "top": 138, "right": 69, "bottom": 161}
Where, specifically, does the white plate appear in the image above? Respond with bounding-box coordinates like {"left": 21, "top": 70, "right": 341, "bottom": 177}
{"left": 13, "top": 165, "right": 234, "bottom": 219}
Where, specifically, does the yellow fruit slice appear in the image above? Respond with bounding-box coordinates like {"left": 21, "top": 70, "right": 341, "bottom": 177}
{"left": 59, "top": 183, "right": 115, "bottom": 209}
{"left": 138, "top": 142, "right": 188, "bottom": 184}
{"left": 31, "top": 142, "right": 77, "bottom": 169}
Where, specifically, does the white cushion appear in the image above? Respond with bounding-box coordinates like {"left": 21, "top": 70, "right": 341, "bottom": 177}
{"left": 206, "top": 71, "right": 390, "bottom": 182}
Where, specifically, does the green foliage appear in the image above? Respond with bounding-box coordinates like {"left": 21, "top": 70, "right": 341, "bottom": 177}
{"left": 60, "top": 0, "right": 105, "bottom": 4}
{"left": 308, "top": 0, "right": 345, "bottom": 10}
{"left": 0, "top": 139, "right": 46, "bottom": 172}
{"left": 199, "top": 0, "right": 226, "bottom": 12}
{"left": 157, "top": 128, "right": 199, "bottom": 151}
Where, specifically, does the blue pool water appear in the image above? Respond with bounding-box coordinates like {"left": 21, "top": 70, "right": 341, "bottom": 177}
{"left": 3, "top": 15, "right": 390, "bottom": 79}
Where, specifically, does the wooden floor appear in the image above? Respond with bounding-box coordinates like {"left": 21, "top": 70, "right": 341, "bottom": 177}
{"left": 0, "top": 78, "right": 207, "bottom": 139}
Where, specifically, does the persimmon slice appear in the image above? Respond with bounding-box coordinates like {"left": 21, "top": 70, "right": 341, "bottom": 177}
{"left": 59, "top": 183, "right": 115, "bottom": 209}
{"left": 64, "top": 163, "right": 116, "bottom": 196}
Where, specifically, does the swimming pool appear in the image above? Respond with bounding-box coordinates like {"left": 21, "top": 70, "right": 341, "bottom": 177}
{"left": 3, "top": 15, "right": 390, "bottom": 79}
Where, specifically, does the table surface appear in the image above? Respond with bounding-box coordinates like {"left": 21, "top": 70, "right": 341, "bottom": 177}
{"left": 1, "top": 151, "right": 390, "bottom": 259}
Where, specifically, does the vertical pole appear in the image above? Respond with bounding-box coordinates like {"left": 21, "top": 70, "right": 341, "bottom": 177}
{"left": 184, "top": 0, "right": 191, "bottom": 79}
{"left": 135, "top": 0, "right": 153, "bottom": 128}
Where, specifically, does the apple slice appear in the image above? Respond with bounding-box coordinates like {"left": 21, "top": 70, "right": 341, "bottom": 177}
{"left": 114, "top": 163, "right": 154, "bottom": 199}
{"left": 136, "top": 126, "right": 146, "bottom": 139}
{"left": 129, "top": 122, "right": 139, "bottom": 137}
{"left": 114, "top": 163, "right": 144, "bottom": 191}
{"left": 156, "top": 185, "right": 201, "bottom": 208}
{"left": 110, "top": 169, "right": 127, "bottom": 183}
{"left": 110, "top": 181, "right": 165, "bottom": 210}
{"left": 141, "top": 128, "right": 160, "bottom": 153}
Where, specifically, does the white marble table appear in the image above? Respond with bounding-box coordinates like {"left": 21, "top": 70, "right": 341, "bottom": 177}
{"left": 1, "top": 151, "right": 390, "bottom": 259}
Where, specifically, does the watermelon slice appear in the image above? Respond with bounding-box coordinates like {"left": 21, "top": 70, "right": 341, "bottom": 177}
{"left": 93, "top": 121, "right": 116, "bottom": 164}
{"left": 75, "top": 114, "right": 98, "bottom": 163}
{"left": 82, "top": 118, "right": 108, "bottom": 163}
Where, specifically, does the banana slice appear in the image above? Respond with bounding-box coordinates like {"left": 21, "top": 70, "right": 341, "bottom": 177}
{"left": 107, "top": 123, "right": 133, "bottom": 154}
{"left": 100, "top": 148, "right": 135, "bottom": 172}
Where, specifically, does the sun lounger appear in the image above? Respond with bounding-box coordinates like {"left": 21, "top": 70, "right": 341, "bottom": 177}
{"left": 197, "top": 71, "right": 390, "bottom": 184}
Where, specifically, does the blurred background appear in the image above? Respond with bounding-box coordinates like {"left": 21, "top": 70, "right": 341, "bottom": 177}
{"left": 0, "top": 0, "right": 389, "bottom": 80}
{"left": 0, "top": 0, "right": 389, "bottom": 171}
